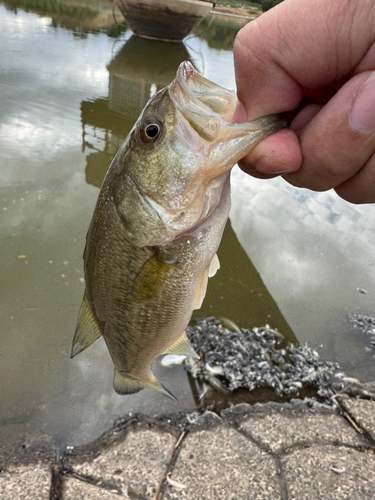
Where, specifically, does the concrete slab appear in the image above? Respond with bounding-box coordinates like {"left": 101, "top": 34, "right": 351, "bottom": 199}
{"left": 0, "top": 463, "right": 51, "bottom": 500}
{"left": 165, "top": 424, "right": 281, "bottom": 500}
{"left": 3, "top": 397, "right": 375, "bottom": 500}
{"left": 339, "top": 396, "right": 375, "bottom": 443}
{"left": 71, "top": 427, "right": 177, "bottom": 499}
{"left": 227, "top": 403, "right": 366, "bottom": 454}
{"left": 62, "top": 477, "right": 120, "bottom": 499}
{"left": 281, "top": 445, "right": 375, "bottom": 500}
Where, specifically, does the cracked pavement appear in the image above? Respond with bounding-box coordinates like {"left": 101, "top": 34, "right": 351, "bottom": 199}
{"left": 1, "top": 393, "right": 375, "bottom": 500}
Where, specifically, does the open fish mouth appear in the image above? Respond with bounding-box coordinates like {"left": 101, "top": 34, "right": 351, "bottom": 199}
{"left": 176, "top": 61, "right": 238, "bottom": 120}
{"left": 169, "top": 61, "right": 239, "bottom": 142}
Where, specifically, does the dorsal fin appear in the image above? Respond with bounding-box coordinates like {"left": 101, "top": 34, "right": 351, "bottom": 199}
{"left": 71, "top": 292, "right": 102, "bottom": 358}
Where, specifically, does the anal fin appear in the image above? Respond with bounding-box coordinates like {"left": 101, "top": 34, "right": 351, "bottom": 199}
{"left": 71, "top": 292, "right": 102, "bottom": 358}
{"left": 163, "top": 331, "right": 199, "bottom": 359}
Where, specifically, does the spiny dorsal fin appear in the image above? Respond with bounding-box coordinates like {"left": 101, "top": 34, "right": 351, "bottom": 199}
{"left": 113, "top": 369, "right": 177, "bottom": 401}
{"left": 71, "top": 292, "right": 102, "bottom": 358}
{"left": 163, "top": 331, "right": 199, "bottom": 359}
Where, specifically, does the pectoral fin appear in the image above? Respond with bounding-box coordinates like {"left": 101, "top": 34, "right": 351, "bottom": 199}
{"left": 71, "top": 292, "right": 102, "bottom": 358}
{"left": 113, "top": 369, "right": 177, "bottom": 400}
{"left": 163, "top": 331, "right": 199, "bottom": 359}
{"left": 133, "top": 256, "right": 171, "bottom": 302}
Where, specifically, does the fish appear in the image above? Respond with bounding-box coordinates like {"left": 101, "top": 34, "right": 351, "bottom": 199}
{"left": 71, "top": 61, "right": 287, "bottom": 399}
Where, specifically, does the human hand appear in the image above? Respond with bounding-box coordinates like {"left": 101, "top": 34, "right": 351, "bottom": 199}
{"left": 233, "top": 0, "right": 375, "bottom": 203}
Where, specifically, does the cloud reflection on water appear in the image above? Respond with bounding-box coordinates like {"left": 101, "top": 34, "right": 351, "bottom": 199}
{"left": 230, "top": 168, "right": 375, "bottom": 378}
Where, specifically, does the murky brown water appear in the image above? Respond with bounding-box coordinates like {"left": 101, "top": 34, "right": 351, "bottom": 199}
{"left": 1, "top": 0, "right": 374, "bottom": 451}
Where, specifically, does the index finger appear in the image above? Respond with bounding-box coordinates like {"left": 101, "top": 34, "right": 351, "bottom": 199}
{"left": 233, "top": 0, "right": 372, "bottom": 119}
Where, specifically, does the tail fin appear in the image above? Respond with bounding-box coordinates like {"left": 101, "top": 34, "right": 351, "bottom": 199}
{"left": 113, "top": 369, "right": 177, "bottom": 401}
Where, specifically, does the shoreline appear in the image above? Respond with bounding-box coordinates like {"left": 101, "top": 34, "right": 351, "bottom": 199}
{"left": 212, "top": 4, "right": 262, "bottom": 19}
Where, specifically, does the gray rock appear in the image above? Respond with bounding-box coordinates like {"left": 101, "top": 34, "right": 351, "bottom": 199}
{"left": 165, "top": 425, "right": 281, "bottom": 500}
{"left": 0, "top": 463, "right": 51, "bottom": 500}
{"left": 281, "top": 445, "right": 375, "bottom": 500}
{"left": 71, "top": 428, "right": 176, "bottom": 499}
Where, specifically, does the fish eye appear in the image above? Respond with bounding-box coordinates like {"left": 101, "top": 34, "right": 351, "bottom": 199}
{"left": 140, "top": 123, "right": 162, "bottom": 142}
{"left": 145, "top": 124, "right": 160, "bottom": 138}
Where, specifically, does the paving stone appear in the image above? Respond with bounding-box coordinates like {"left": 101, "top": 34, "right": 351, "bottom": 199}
{"left": 236, "top": 405, "right": 365, "bottom": 454}
{"left": 0, "top": 463, "right": 51, "bottom": 500}
{"left": 281, "top": 445, "right": 375, "bottom": 500}
{"left": 339, "top": 397, "right": 375, "bottom": 443}
{"left": 62, "top": 477, "right": 120, "bottom": 499}
{"left": 73, "top": 428, "right": 176, "bottom": 499}
{"left": 164, "top": 425, "right": 281, "bottom": 500}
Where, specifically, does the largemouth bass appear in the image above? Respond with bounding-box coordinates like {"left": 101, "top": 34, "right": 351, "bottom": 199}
{"left": 71, "top": 61, "right": 287, "bottom": 399}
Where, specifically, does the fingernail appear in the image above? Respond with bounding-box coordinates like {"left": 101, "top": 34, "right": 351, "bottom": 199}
{"left": 232, "top": 100, "right": 248, "bottom": 124}
{"left": 255, "top": 155, "right": 293, "bottom": 175}
{"left": 351, "top": 72, "right": 375, "bottom": 132}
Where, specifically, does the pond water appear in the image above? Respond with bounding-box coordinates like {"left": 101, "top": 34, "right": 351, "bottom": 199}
{"left": 1, "top": 0, "right": 375, "bottom": 453}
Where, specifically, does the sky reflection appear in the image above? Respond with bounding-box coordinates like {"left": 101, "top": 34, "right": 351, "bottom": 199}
{"left": 230, "top": 169, "right": 375, "bottom": 378}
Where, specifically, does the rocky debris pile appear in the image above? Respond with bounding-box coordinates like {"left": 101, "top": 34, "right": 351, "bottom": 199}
{"left": 350, "top": 314, "right": 375, "bottom": 351}
{"left": 185, "top": 317, "right": 348, "bottom": 400}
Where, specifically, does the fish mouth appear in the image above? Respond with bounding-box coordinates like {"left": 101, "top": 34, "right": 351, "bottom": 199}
{"left": 175, "top": 61, "right": 237, "bottom": 120}
{"left": 169, "top": 61, "right": 238, "bottom": 141}
{"left": 178, "top": 60, "right": 197, "bottom": 82}
{"left": 169, "top": 61, "right": 287, "bottom": 143}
